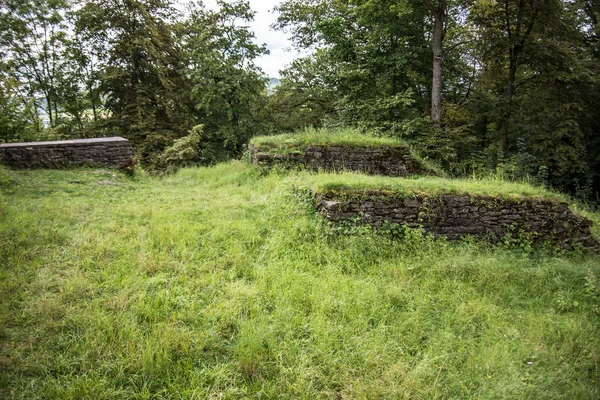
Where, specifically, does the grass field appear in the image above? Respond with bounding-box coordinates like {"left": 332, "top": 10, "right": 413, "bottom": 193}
{"left": 1, "top": 162, "right": 600, "bottom": 399}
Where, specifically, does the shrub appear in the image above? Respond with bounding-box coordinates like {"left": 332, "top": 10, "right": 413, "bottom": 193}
{"left": 157, "top": 125, "right": 204, "bottom": 173}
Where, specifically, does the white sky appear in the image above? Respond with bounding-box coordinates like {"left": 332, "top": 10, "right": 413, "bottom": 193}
{"left": 203, "top": 0, "right": 299, "bottom": 78}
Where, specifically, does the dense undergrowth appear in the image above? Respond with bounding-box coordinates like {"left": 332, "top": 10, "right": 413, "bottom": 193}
{"left": 1, "top": 162, "right": 600, "bottom": 399}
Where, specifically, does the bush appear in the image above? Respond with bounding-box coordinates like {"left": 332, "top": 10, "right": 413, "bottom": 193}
{"left": 156, "top": 125, "right": 204, "bottom": 173}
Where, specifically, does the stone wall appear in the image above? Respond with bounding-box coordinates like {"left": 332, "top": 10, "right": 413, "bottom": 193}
{"left": 317, "top": 192, "right": 598, "bottom": 251}
{"left": 249, "top": 144, "right": 433, "bottom": 177}
{"left": 0, "top": 137, "right": 133, "bottom": 169}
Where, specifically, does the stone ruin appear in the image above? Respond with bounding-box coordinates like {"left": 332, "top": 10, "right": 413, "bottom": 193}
{"left": 0, "top": 137, "right": 133, "bottom": 169}
{"left": 249, "top": 143, "right": 433, "bottom": 177}
{"left": 316, "top": 191, "right": 598, "bottom": 252}
{"left": 248, "top": 135, "right": 597, "bottom": 251}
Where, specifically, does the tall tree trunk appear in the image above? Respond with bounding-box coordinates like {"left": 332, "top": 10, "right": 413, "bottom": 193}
{"left": 431, "top": 7, "right": 444, "bottom": 124}
{"left": 498, "top": 0, "right": 540, "bottom": 160}
{"left": 424, "top": 0, "right": 446, "bottom": 125}
{"left": 499, "top": 52, "right": 517, "bottom": 158}
{"left": 45, "top": 93, "right": 54, "bottom": 127}
{"left": 92, "top": 101, "right": 98, "bottom": 122}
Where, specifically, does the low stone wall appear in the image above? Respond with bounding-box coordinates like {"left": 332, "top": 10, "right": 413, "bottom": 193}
{"left": 249, "top": 144, "right": 433, "bottom": 177}
{"left": 317, "top": 192, "right": 598, "bottom": 251}
{"left": 0, "top": 137, "right": 133, "bottom": 169}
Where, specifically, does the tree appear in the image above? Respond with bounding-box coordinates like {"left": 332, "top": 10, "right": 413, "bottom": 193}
{"left": 274, "top": 0, "right": 431, "bottom": 132}
{"left": 266, "top": 55, "right": 337, "bottom": 132}
{"left": 75, "top": 0, "right": 192, "bottom": 161}
{"left": 0, "top": 0, "right": 71, "bottom": 129}
{"left": 180, "top": 0, "right": 269, "bottom": 161}
{"left": 423, "top": 0, "right": 447, "bottom": 124}
{"left": 0, "top": 72, "right": 39, "bottom": 142}
{"left": 465, "top": 0, "right": 600, "bottom": 193}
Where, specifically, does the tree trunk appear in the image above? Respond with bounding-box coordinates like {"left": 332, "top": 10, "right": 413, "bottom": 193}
{"left": 45, "top": 93, "right": 54, "bottom": 127}
{"left": 91, "top": 98, "right": 98, "bottom": 122}
{"left": 499, "top": 52, "right": 518, "bottom": 158}
{"left": 431, "top": 7, "right": 444, "bottom": 124}
{"left": 498, "top": 0, "right": 540, "bottom": 161}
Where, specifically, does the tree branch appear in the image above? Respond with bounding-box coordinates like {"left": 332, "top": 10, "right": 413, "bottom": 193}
{"left": 505, "top": 0, "right": 512, "bottom": 41}
{"left": 423, "top": 0, "right": 436, "bottom": 14}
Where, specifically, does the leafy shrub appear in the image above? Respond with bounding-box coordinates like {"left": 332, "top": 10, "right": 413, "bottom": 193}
{"left": 157, "top": 125, "right": 204, "bottom": 173}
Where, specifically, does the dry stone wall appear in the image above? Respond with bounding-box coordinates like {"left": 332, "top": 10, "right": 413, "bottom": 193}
{"left": 317, "top": 192, "right": 598, "bottom": 251}
{"left": 249, "top": 144, "right": 433, "bottom": 177}
{"left": 0, "top": 137, "right": 133, "bottom": 169}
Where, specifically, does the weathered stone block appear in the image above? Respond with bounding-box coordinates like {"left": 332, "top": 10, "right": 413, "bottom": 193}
{"left": 0, "top": 137, "right": 134, "bottom": 169}
{"left": 314, "top": 192, "right": 599, "bottom": 252}
{"left": 249, "top": 143, "right": 433, "bottom": 177}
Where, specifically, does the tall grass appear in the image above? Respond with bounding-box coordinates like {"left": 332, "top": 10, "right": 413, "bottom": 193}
{"left": 1, "top": 162, "right": 599, "bottom": 399}
{"left": 251, "top": 127, "right": 405, "bottom": 149}
{"left": 303, "top": 171, "right": 570, "bottom": 202}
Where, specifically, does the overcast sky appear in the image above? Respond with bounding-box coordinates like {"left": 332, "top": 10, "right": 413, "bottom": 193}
{"left": 202, "top": 0, "right": 298, "bottom": 79}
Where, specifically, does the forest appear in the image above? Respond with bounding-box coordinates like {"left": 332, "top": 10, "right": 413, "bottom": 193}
{"left": 1, "top": 0, "right": 599, "bottom": 201}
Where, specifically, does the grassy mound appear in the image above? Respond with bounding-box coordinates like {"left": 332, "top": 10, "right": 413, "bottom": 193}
{"left": 303, "top": 172, "right": 569, "bottom": 202}
{"left": 1, "top": 162, "right": 599, "bottom": 398}
{"left": 250, "top": 127, "right": 441, "bottom": 176}
{"left": 251, "top": 127, "right": 406, "bottom": 150}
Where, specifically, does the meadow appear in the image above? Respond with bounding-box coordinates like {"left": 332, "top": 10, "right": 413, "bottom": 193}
{"left": 1, "top": 162, "right": 599, "bottom": 399}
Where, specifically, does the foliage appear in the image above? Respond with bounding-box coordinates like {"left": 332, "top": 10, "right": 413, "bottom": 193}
{"left": 1, "top": 164, "right": 599, "bottom": 398}
{"left": 180, "top": 0, "right": 269, "bottom": 163}
{"left": 0, "top": 0, "right": 270, "bottom": 169}
{"left": 74, "top": 0, "right": 192, "bottom": 161}
{"left": 272, "top": 0, "right": 600, "bottom": 201}
{"left": 157, "top": 125, "right": 205, "bottom": 172}
{"left": 273, "top": 0, "right": 431, "bottom": 131}
{"left": 0, "top": 75, "right": 39, "bottom": 142}
{"left": 265, "top": 55, "right": 337, "bottom": 132}
{"left": 0, "top": 0, "right": 73, "bottom": 134}
{"left": 400, "top": 116, "right": 478, "bottom": 174}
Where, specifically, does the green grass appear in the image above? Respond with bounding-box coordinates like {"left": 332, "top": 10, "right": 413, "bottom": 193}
{"left": 251, "top": 127, "right": 406, "bottom": 149}
{"left": 1, "top": 162, "right": 600, "bottom": 399}
{"left": 303, "top": 171, "right": 569, "bottom": 202}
